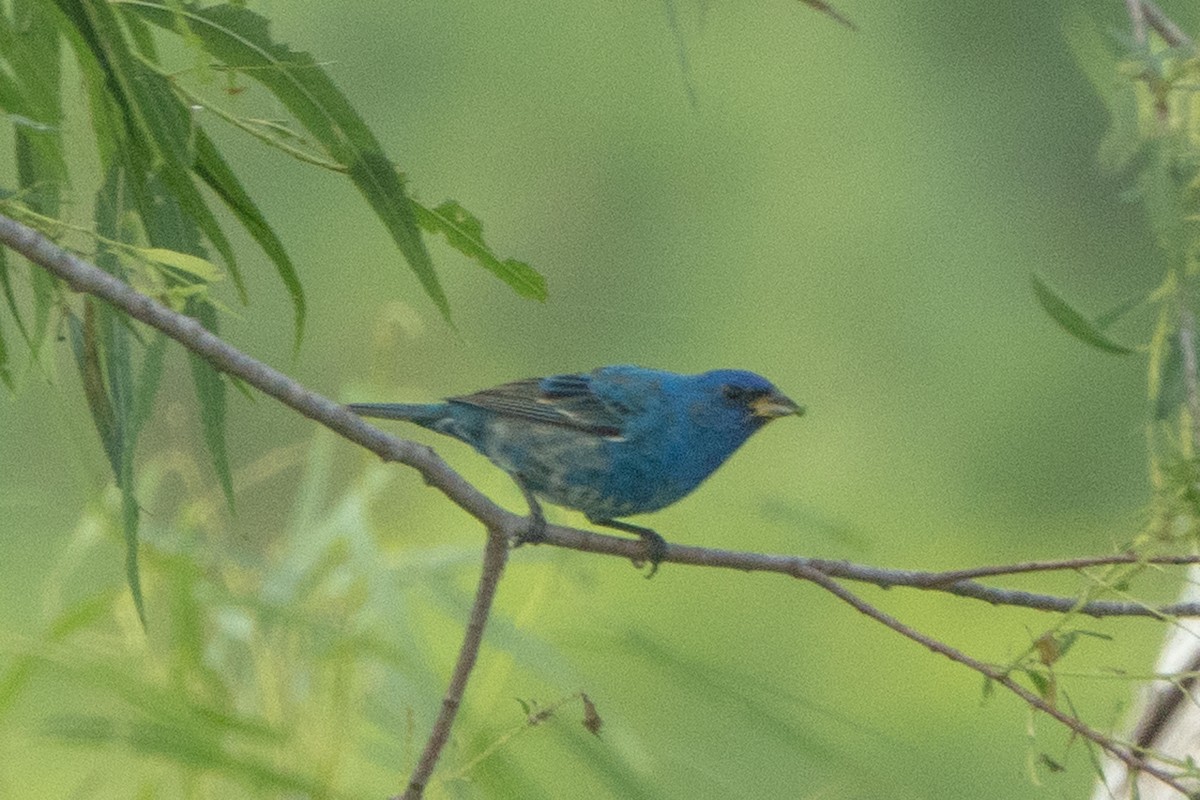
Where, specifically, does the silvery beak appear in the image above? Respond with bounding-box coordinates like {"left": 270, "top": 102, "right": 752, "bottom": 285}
{"left": 751, "top": 391, "right": 804, "bottom": 419}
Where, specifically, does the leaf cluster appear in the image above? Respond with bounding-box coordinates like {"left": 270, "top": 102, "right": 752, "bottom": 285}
{"left": 0, "top": 0, "right": 545, "bottom": 621}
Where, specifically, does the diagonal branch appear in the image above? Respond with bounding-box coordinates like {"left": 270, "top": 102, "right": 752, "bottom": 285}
{"left": 792, "top": 564, "right": 1195, "bottom": 797}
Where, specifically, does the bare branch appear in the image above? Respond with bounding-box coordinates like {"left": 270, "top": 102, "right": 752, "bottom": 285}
{"left": 792, "top": 564, "right": 1195, "bottom": 797}
{"left": 398, "top": 531, "right": 509, "bottom": 800}
{"left": 1143, "top": 0, "right": 1195, "bottom": 49}
{"left": 910, "top": 553, "right": 1200, "bottom": 583}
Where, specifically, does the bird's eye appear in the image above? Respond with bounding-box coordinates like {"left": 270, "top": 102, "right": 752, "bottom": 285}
{"left": 722, "top": 384, "right": 747, "bottom": 402}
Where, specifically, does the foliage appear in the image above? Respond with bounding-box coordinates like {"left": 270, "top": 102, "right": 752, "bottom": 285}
{"left": 0, "top": 436, "right": 608, "bottom": 798}
{"left": 1053, "top": 13, "right": 1200, "bottom": 535}
{"left": 0, "top": 0, "right": 543, "bottom": 616}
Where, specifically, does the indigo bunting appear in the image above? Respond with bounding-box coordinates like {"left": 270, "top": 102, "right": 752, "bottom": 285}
{"left": 349, "top": 365, "right": 802, "bottom": 572}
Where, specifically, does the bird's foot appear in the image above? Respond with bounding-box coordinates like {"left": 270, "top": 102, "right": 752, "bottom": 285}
{"left": 590, "top": 518, "right": 668, "bottom": 578}
{"left": 512, "top": 478, "right": 547, "bottom": 548}
{"left": 513, "top": 509, "right": 548, "bottom": 547}
{"left": 638, "top": 530, "right": 668, "bottom": 578}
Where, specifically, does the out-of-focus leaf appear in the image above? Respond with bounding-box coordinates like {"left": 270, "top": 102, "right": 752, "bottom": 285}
{"left": 1153, "top": 333, "right": 1187, "bottom": 420}
{"left": 192, "top": 128, "right": 304, "bottom": 345}
{"left": 68, "top": 305, "right": 118, "bottom": 476}
{"left": 1064, "top": 9, "right": 1141, "bottom": 170}
{"left": 1093, "top": 291, "right": 1149, "bottom": 330}
{"left": 0, "top": 246, "right": 33, "bottom": 350}
{"left": 9, "top": 0, "right": 66, "bottom": 360}
{"left": 187, "top": 298, "right": 234, "bottom": 510}
{"left": 1136, "top": 141, "right": 1194, "bottom": 266}
{"left": 91, "top": 164, "right": 147, "bottom": 625}
{"left": 1031, "top": 273, "right": 1135, "bottom": 354}
{"left": 120, "top": 0, "right": 448, "bottom": 319}
{"left": 10, "top": 0, "right": 68, "bottom": 208}
{"left": 796, "top": 0, "right": 857, "bottom": 31}
{"left": 43, "top": 715, "right": 322, "bottom": 794}
{"left": 0, "top": 309, "right": 12, "bottom": 390}
{"left": 417, "top": 200, "right": 547, "bottom": 301}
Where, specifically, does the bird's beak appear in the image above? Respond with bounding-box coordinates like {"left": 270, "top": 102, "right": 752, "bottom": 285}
{"left": 751, "top": 391, "right": 804, "bottom": 419}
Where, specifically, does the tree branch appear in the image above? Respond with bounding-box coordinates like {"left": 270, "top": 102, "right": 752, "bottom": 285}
{"left": 398, "top": 530, "right": 509, "bottom": 800}
{"left": 3, "top": 213, "right": 1195, "bottom": 618}
{"left": 792, "top": 565, "right": 1196, "bottom": 797}
{"left": 1143, "top": 0, "right": 1195, "bottom": 49}
{"left": 7, "top": 210, "right": 1200, "bottom": 795}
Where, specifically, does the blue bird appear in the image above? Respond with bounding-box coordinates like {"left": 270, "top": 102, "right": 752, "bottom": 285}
{"left": 348, "top": 365, "right": 802, "bottom": 572}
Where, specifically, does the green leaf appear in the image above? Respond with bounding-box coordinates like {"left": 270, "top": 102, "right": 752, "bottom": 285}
{"left": 193, "top": 128, "right": 305, "bottom": 346}
{"left": 0, "top": 245, "right": 33, "bottom": 350}
{"left": 1135, "top": 140, "right": 1193, "bottom": 267}
{"left": 83, "top": 164, "right": 152, "bottom": 625}
{"left": 52, "top": 0, "right": 246, "bottom": 300}
{"left": 187, "top": 298, "right": 234, "bottom": 510}
{"left": 136, "top": 246, "right": 223, "bottom": 282}
{"left": 1153, "top": 334, "right": 1187, "bottom": 420}
{"left": 131, "top": 331, "right": 167, "bottom": 438}
{"left": 1093, "top": 291, "right": 1149, "bottom": 330}
{"left": 8, "top": 0, "right": 69, "bottom": 205}
{"left": 120, "top": 0, "right": 449, "bottom": 319}
{"left": 417, "top": 200, "right": 547, "bottom": 301}
{"left": 67, "top": 306, "right": 118, "bottom": 478}
{"left": 0, "top": 307, "right": 12, "bottom": 390}
{"left": 1026, "top": 669, "right": 1051, "bottom": 700}
{"left": 1031, "top": 273, "right": 1135, "bottom": 354}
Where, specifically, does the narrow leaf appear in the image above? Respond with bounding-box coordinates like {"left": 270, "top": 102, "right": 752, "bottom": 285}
{"left": 0, "top": 246, "right": 34, "bottom": 349}
{"left": 52, "top": 0, "right": 246, "bottom": 300}
{"left": 1031, "top": 273, "right": 1134, "bottom": 354}
{"left": 1093, "top": 291, "right": 1148, "bottom": 330}
{"left": 417, "top": 200, "right": 547, "bottom": 301}
{"left": 68, "top": 305, "right": 119, "bottom": 477}
{"left": 94, "top": 166, "right": 148, "bottom": 626}
{"left": 186, "top": 298, "right": 234, "bottom": 510}
{"left": 1154, "top": 334, "right": 1187, "bottom": 420}
{"left": 120, "top": 0, "right": 449, "bottom": 319}
{"left": 0, "top": 310, "right": 12, "bottom": 390}
{"left": 131, "top": 330, "right": 167, "bottom": 439}
{"left": 137, "top": 246, "right": 223, "bottom": 282}
{"left": 193, "top": 128, "right": 305, "bottom": 345}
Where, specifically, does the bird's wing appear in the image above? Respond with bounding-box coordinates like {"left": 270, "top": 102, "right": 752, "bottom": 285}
{"left": 449, "top": 374, "right": 626, "bottom": 437}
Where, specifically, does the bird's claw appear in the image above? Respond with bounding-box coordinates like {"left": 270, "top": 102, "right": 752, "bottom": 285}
{"left": 640, "top": 531, "right": 668, "bottom": 578}
{"left": 514, "top": 511, "right": 548, "bottom": 547}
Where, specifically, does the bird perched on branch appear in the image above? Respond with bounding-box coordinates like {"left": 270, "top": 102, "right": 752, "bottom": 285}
{"left": 349, "top": 365, "right": 802, "bottom": 573}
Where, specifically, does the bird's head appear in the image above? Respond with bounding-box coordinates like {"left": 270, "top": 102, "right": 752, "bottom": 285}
{"left": 693, "top": 369, "right": 804, "bottom": 431}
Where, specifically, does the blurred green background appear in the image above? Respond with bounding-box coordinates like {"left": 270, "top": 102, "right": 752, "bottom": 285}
{"left": 1, "top": 0, "right": 1189, "bottom": 797}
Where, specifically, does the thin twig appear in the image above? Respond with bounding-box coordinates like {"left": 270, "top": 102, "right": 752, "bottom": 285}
{"left": 1143, "top": 0, "right": 1195, "bottom": 49}
{"left": 912, "top": 553, "right": 1200, "bottom": 584}
{"left": 792, "top": 565, "right": 1195, "bottom": 797}
{"left": 398, "top": 530, "right": 509, "bottom": 800}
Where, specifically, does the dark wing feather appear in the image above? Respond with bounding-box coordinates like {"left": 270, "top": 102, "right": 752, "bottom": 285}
{"left": 449, "top": 374, "right": 626, "bottom": 437}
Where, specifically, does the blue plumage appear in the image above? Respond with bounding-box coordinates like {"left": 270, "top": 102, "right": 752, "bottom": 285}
{"left": 349, "top": 365, "right": 801, "bottom": 571}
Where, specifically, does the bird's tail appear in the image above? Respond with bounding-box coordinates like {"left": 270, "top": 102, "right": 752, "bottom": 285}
{"left": 346, "top": 402, "right": 450, "bottom": 430}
